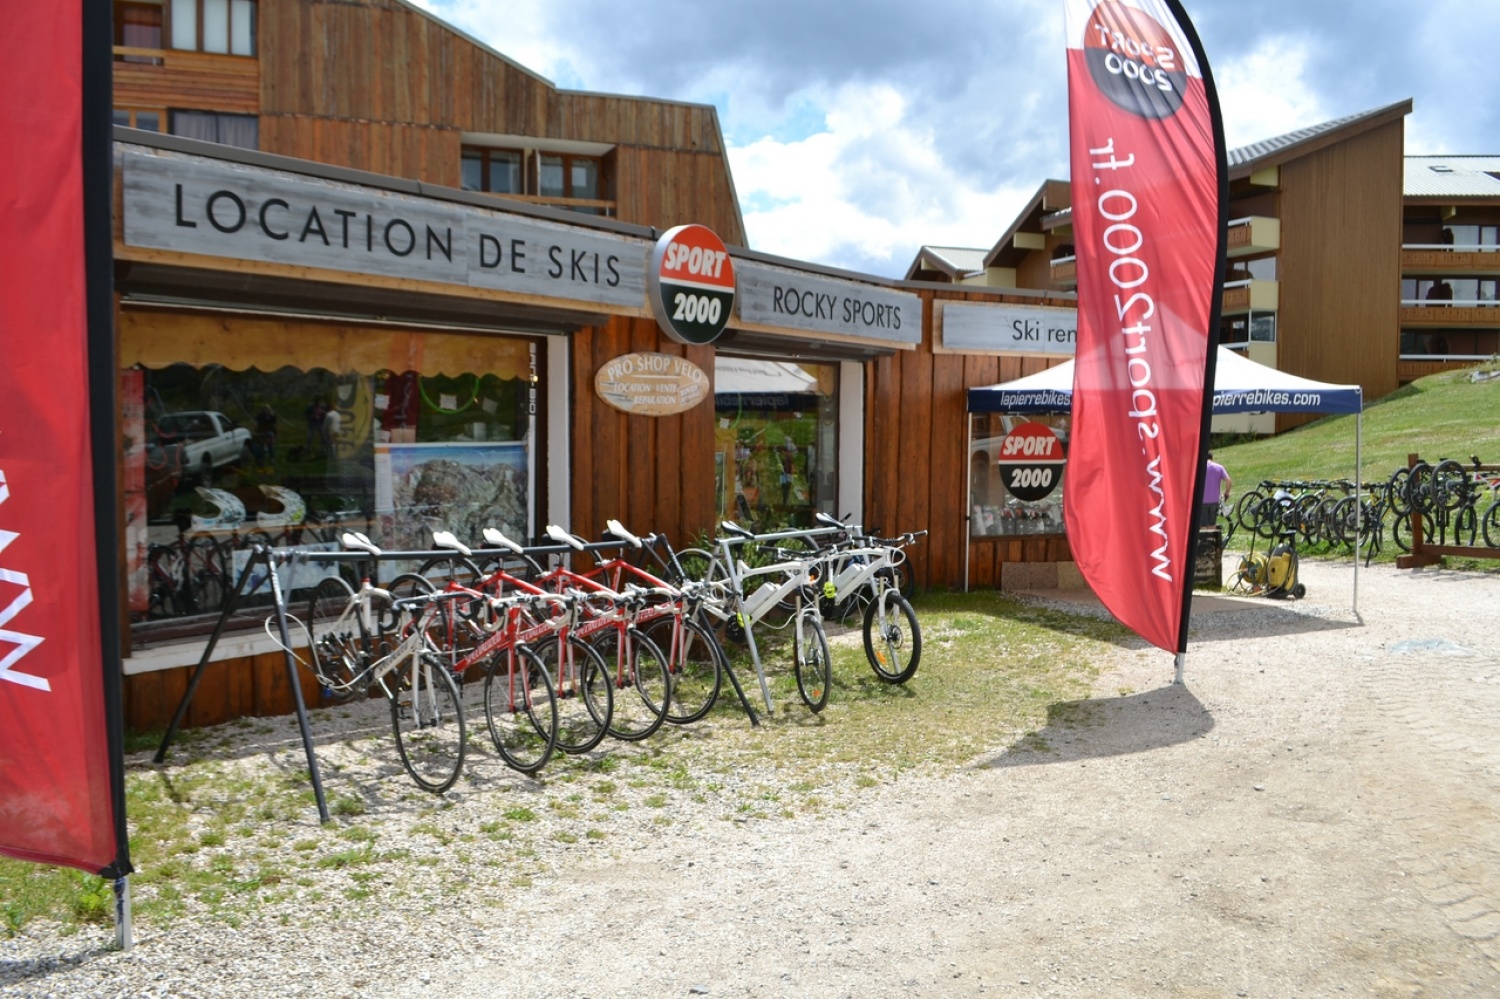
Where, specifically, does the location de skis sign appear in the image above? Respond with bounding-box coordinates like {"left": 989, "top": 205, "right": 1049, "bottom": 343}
{"left": 649, "top": 224, "right": 735, "bottom": 345}
{"left": 996, "top": 422, "right": 1066, "bottom": 502}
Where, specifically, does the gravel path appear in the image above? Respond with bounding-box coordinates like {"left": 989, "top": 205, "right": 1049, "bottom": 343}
{"left": 5, "top": 557, "right": 1500, "bottom": 998}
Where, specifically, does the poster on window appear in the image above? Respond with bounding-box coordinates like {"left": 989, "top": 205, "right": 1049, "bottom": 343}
{"left": 375, "top": 442, "right": 530, "bottom": 550}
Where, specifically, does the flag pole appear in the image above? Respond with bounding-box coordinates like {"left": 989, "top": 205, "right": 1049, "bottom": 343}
{"left": 1169, "top": 0, "right": 1230, "bottom": 679}
{"left": 83, "top": 0, "right": 134, "bottom": 947}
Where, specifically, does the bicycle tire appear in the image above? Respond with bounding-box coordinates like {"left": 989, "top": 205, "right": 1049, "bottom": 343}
{"left": 389, "top": 651, "right": 466, "bottom": 794}
{"left": 417, "top": 555, "right": 485, "bottom": 590}
{"left": 795, "top": 611, "right": 832, "bottom": 713}
{"left": 1482, "top": 500, "right": 1500, "bottom": 549}
{"left": 1386, "top": 467, "right": 1414, "bottom": 517}
{"left": 862, "top": 589, "right": 921, "bottom": 684}
{"left": 303, "top": 575, "right": 364, "bottom": 704}
{"left": 1451, "top": 504, "right": 1478, "bottom": 547}
{"left": 538, "top": 633, "right": 612, "bottom": 755}
{"left": 1233, "top": 490, "right": 1266, "bottom": 535}
{"left": 1407, "top": 462, "right": 1435, "bottom": 515}
{"left": 483, "top": 645, "right": 558, "bottom": 775}
{"left": 382, "top": 571, "right": 438, "bottom": 637}
{"left": 1431, "top": 459, "right": 1471, "bottom": 513}
{"left": 1391, "top": 510, "right": 1434, "bottom": 553}
{"left": 643, "top": 615, "right": 724, "bottom": 725}
{"left": 596, "top": 628, "right": 670, "bottom": 742}
{"left": 185, "top": 536, "right": 228, "bottom": 613}
{"left": 669, "top": 547, "right": 724, "bottom": 585}
{"left": 146, "top": 544, "right": 185, "bottom": 619}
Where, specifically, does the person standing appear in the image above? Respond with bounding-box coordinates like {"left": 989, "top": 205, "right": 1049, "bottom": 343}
{"left": 1201, "top": 452, "right": 1232, "bottom": 528}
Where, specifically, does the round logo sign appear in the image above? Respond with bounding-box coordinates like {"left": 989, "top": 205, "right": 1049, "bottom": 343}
{"left": 996, "top": 423, "right": 1065, "bottom": 502}
{"left": 649, "top": 224, "right": 735, "bottom": 345}
{"left": 1083, "top": 1, "right": 1188, "bottom": 120}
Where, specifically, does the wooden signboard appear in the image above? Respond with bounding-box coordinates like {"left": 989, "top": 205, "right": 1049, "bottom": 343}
{"left": 121, "top": 149, "right": 649, "bottom": 310}
{"left": 594, "top": 352, "right": 710, "bottom": 416}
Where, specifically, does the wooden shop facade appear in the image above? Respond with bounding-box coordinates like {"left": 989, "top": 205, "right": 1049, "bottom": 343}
{"left": 110, "top": 0, "right": 1075, "bottom": 730}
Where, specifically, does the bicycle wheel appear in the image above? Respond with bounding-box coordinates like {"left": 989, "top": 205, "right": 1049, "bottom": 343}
{"left": 669, "top": 547, "right": 724, "bottom": 585}
{"left": 595, "top": 628, "right": 670, "bottom": 742}
{"left": 1431, "top": 460, "right": 1471, "bottom": 513}
{"left": 1482, "top": 500, "right": 1500, "bottom": 549}
{"left": 185, "top": 536, "right": 227, "bottom": 613}
{"left": 483, "top": 645, "right": 558, "bottom": 775}
{"left": 389, "top": 651, "right": 466, "bottom": 794}
{"left": 538, "top": 633, "right": 612, "bottom": 755}
{"left": 146, "top": 544, "right": 185, "bottom": 619}
{"left": 1386, "top": 468, "right": 1413, "bottom": 518}
{"left": 1391, "top": 510, "right": 1434, "bottom": 553}
{"left": 303, "top": 575, "right": 364, "bottom": 704}
{"left": 795, "top": 610, "right": 832, "bottom": 713}
{"left": 417, "top": 555, "right": 485, "bottom": 590}
{"left": 1233, "top": 490, "right": 1266, "bottom": 536}
{"left": 862, "top": 589, "right": 921, "bottom": 684}
{"left": 643, "top": 615, "right": 724, "bottom": 725}
{"left": 1451, "top": 504, "right": 1478, "bottom": 547}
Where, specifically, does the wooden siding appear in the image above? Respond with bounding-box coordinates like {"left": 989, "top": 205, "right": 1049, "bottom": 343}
{"left": 124, "top": 647, "right": 326, "bottom": 733}
{"left": 864, "top": 289, "right": 1073, "bottom": 592}
{"left": 1399, "top": 305, "right": 1500, "bottom": 327}
{"left": 1276, "top": 118, "right": 1405, "bottom": 430}
{"left": 113, "top": 49, "right": 260, "bottom": 114}
{"left": 568, "top": 317, "right": 716, "bottom": 550}
{"left": 252, "top": 0, "right": 744, "bottom": 243}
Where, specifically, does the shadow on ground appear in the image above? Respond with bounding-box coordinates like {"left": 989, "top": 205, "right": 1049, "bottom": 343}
{"left": 981, "top": 683, "right": 1214, "bottom": 768}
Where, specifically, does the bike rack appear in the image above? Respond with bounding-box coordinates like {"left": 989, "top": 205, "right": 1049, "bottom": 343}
{"left": 1397, "top": 452, "right": 1500, "bottom": 568}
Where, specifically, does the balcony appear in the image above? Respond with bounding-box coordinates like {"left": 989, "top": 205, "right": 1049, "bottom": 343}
{"left": 487, "top": 193, "right": 617, "bottom": 218}
{"left": 1400, "top": 245, "right": 1500, "bottom": 276}
{"left": 1226, "top": 216, "right": 1280, "bottom": 258}
{"left": 113, "top": 46, "right": 259, "bottom": 115}
{"left": 1399, "top": 300, "right": 1500, "bottom": 327}
{"left": 1049, "top": 255, "right": 1076, "bottom": 289}
{"left": 1222, "top": 279, "right": 1278, "bottom": 315}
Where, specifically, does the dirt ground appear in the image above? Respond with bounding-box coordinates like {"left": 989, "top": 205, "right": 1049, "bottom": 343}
{"left": 5, "top": 556, "right": 1500, "bottom": 998}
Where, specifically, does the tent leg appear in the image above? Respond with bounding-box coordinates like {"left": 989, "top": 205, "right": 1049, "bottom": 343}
{"left": 1353, "top": 411, "right": 1361, "bottom": 618}
{"left": 1173, "top": 652, "right": 1185, "bottom": 686}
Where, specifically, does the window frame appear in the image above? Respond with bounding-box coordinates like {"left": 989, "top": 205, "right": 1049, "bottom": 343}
{"left": 168, "top": 0, "right": 257, "bottom": 57}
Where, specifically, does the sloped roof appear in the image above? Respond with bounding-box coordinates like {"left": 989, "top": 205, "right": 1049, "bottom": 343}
{"left": 1404, "top": 156, "right": 1500, "bottom": 199}
{"left": 983, "top": 179, "right": 1072, "bottom": 269}
{"left": 1227, "top": 99, "right": 1412, "bottom": 178}
{"left": 904, "top": 245, "right": 989, "bottom": 281}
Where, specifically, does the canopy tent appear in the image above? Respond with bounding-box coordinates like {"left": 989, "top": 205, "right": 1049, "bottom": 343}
{"left": 967, "top": 346, "right": 1363, "bottom": 415}
{"left": 714, "top": 357, "right": 821, "bottom": 411}
{"left": 965, "top": 347, "right": 1366, "bottom": 613}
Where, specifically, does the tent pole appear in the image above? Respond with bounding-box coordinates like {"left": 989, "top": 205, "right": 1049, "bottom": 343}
{"left": 1354, "top": 409, "right": 1362, "bottom": 616}
{"left": 963, "top": 418, "right": 973, "bottom": 593}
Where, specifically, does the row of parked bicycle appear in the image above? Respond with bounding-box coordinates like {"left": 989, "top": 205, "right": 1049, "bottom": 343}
{"left": 1217, "top": 455, "right": 1500, "bottom": 561}
{"left": 275, "top": 515, "right": 927, "bottom": 794}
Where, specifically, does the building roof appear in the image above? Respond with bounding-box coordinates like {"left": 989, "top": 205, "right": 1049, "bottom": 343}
{"left": 1404, "top": 155, "right": 1500, "bottom": 199}
{"left": 982, "top": 179, "right": 1072, "bottom": 270}
{"left": 904, "top": 245, "right": 989, "bottom": 281}
{"left": 1226, "top": 99, "right": 1412, "bottom": 179}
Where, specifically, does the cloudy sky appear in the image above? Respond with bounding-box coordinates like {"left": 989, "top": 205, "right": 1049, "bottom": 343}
{"left": 409, "top": 0, "right": 1498, "bottom": 277}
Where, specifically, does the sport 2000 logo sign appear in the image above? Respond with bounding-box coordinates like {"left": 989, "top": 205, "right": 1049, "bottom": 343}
{"left": 649, "top": 224, "right": 735, "bottom": 345}
{"left": 996, "top": 423, "right": 1066, "bottom": 502}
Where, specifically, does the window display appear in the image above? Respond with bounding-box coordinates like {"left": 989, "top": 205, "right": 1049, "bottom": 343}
{"left": 122, "top": 325, "right": 537, "bottom": 636}
{"left": 969, "top": 413, "right": 1069, "bottom": 537}
{"left": 713, "top": 358, "right": 837, "bottom": 528}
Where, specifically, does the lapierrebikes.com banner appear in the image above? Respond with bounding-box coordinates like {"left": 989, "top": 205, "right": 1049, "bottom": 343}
{"left": 1061, "top": 0, "right": 1227, "bottom": 653}
{"left": 0, "top": 2, "right": 130, "bottom": 875}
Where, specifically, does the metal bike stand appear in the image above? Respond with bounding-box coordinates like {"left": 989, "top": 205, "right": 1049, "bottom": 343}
{"left": 154, "top": 544, "right": 331, "bottom": 824}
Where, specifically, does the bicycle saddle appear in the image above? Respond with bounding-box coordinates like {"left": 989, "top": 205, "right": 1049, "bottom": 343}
{"left": 545, "top": 524, "right": 587, "bottom": 550}
{"left": 605, "top": 519, "right": 643, "bottom": 548}
{"left": 482, "top": 527, "right": 526, "bottom": 554}
{"left": 720, "top": 520, "right": 754, "bottom": 540}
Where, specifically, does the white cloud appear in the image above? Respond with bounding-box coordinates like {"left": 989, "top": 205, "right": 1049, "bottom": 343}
{"left": 1212, "top": 36, "right": 1328, "bottom": 148}
{"left": 729, "top": 83, "right": 1036, "bottom": 275}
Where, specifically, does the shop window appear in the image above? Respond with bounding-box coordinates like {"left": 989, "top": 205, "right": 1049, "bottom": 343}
{"left": 113, "top": 108, "right": 163, "bottom": 131}
{"left": 170, "top": 0, "right": 256, "bottom": 56}
{"left": 170, "top": 110, "right": 258, "bottom": 149}
{"left": 121, "top": 327, "right": 538, "bottom": 638}
{"left": 968, "top": 413, "right": 1069, "bottom": 538}
{"left": 713, "top": 358, "right": 837, "bottom": 529}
